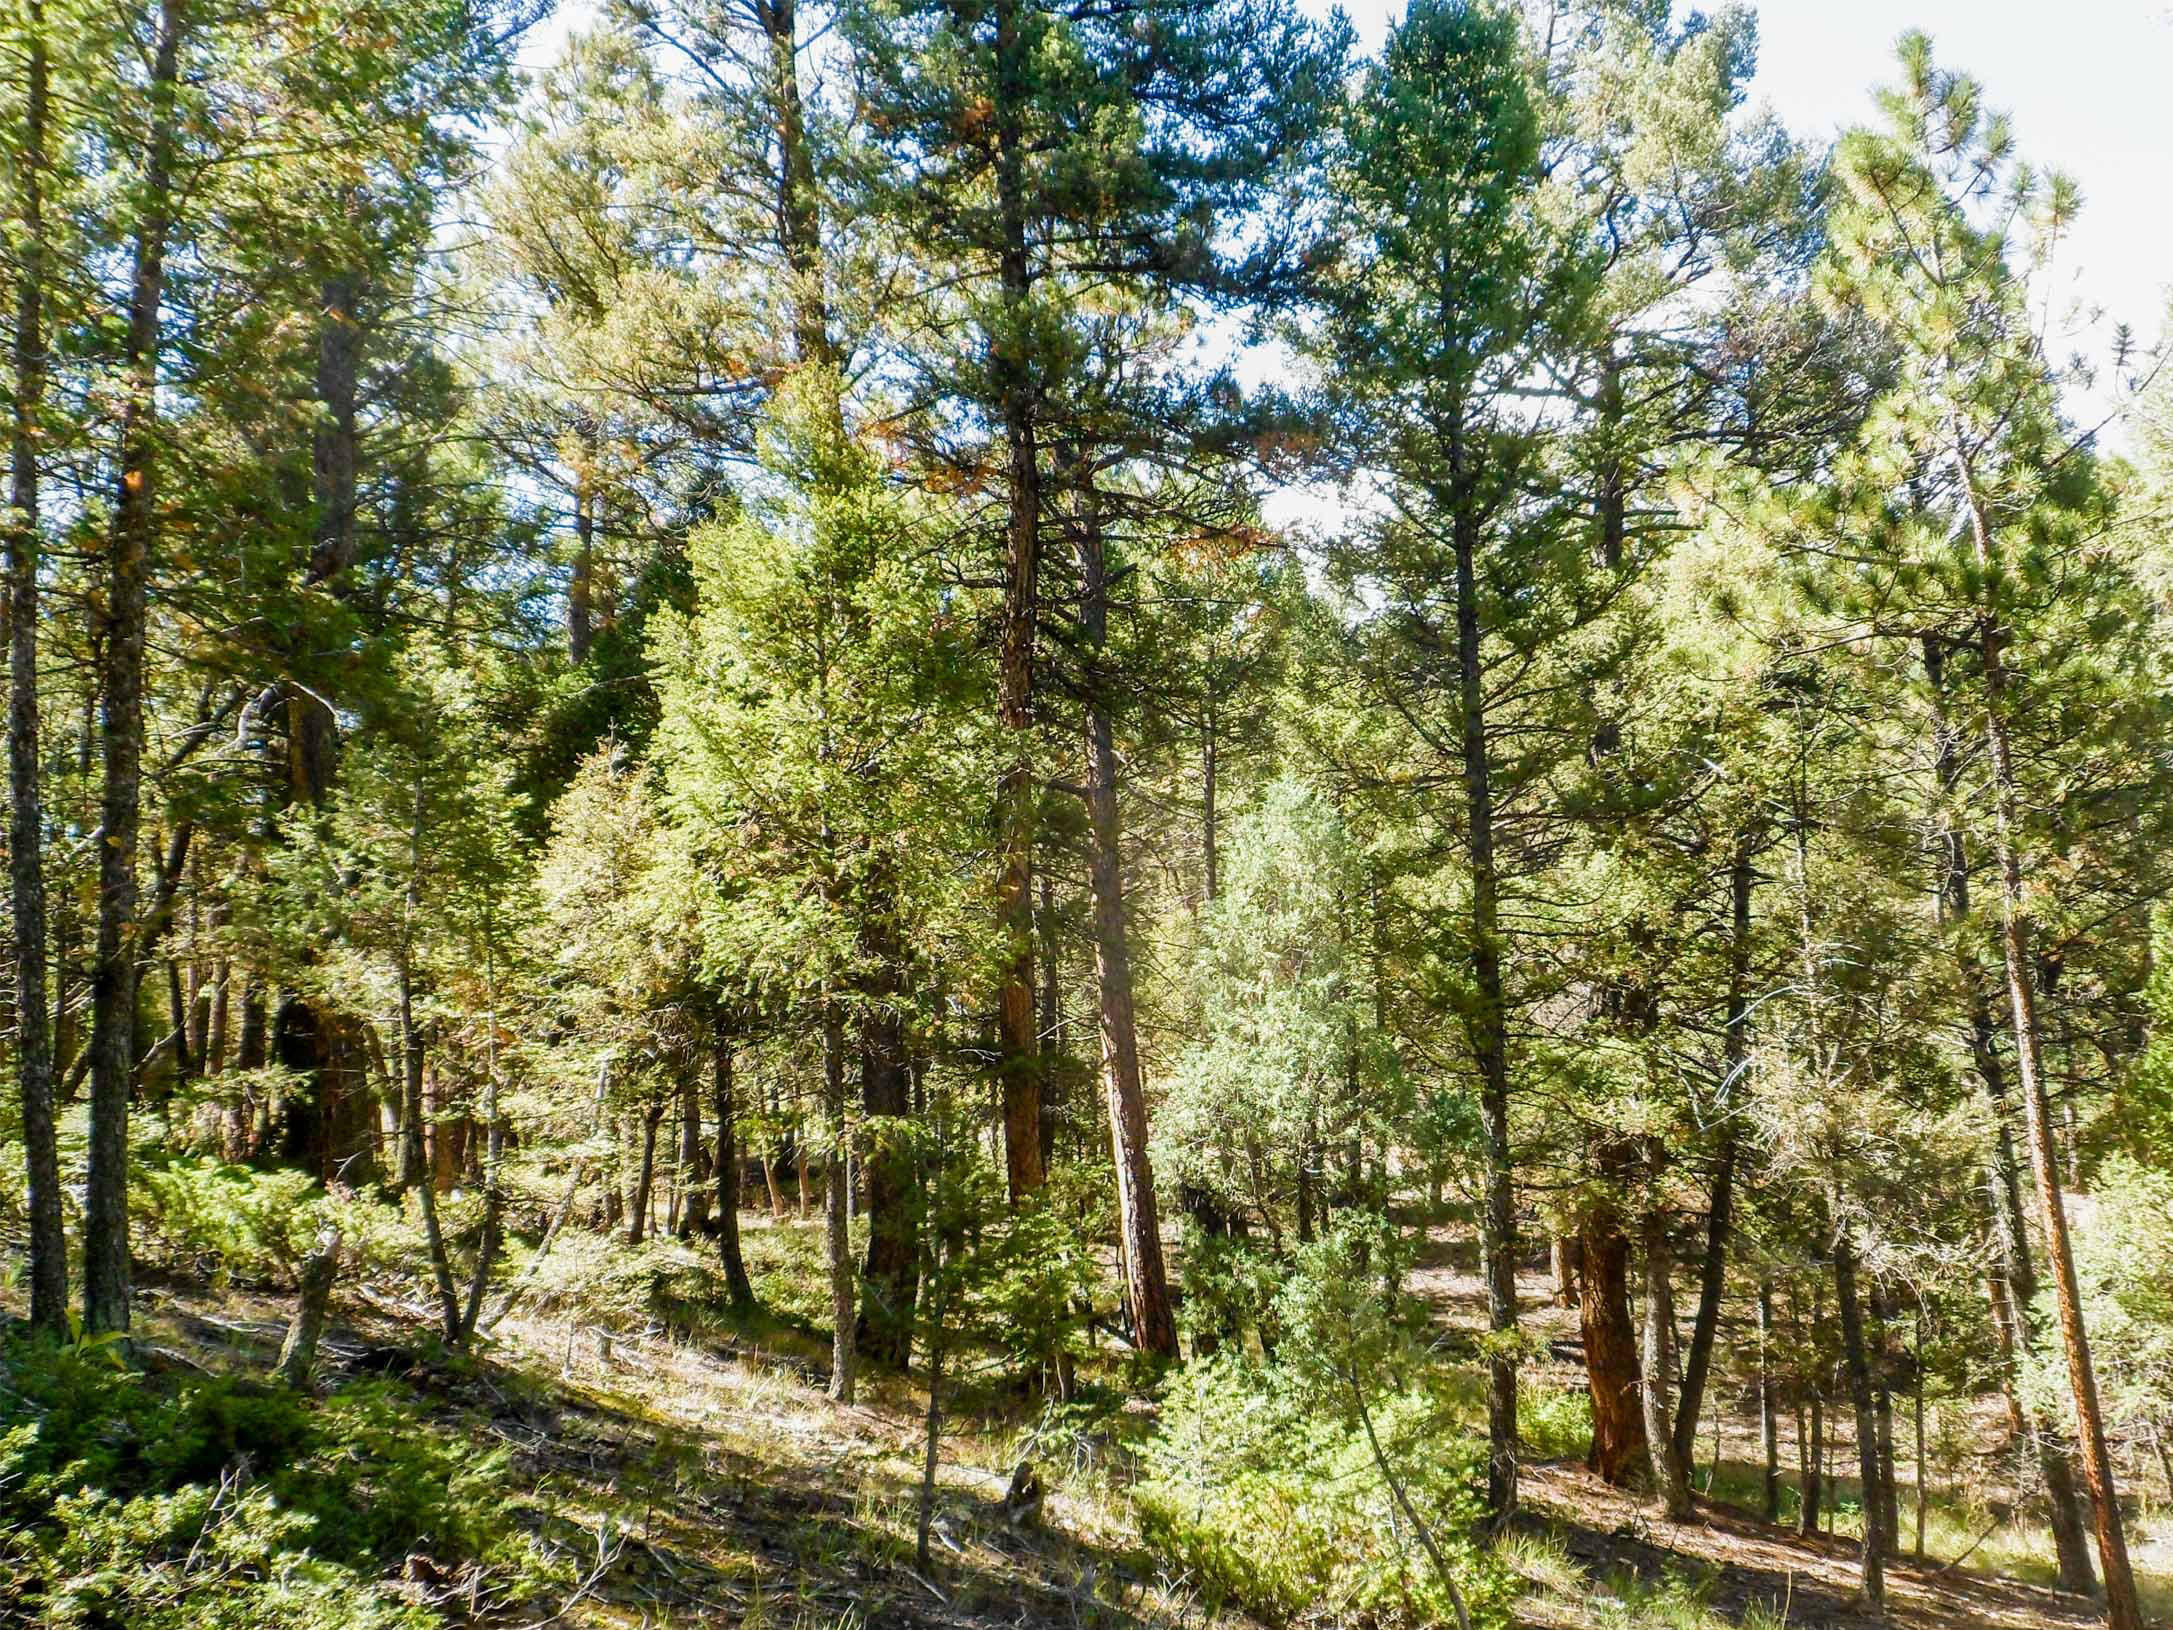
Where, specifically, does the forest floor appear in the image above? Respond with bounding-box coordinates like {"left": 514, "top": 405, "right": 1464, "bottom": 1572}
{"left": 10, "top": 1212, "right": 2167, "bottom": 1629}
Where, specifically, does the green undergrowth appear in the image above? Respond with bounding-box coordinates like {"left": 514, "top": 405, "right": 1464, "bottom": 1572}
{"left": 1137, "top": 1351, "right": 1515, "bottom": 1629}
{"left": 0, "top": 1333, "right": 564, "bottom": 1629}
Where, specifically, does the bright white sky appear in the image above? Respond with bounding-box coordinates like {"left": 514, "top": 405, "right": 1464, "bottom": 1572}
{"left": 1319, "top": 0, "right": 2173, "bottom": 431}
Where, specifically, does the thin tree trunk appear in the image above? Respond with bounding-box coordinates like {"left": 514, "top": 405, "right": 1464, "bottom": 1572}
{"left": 1551, "top": 1236, "right": 1579, "bottom": 1309}
{"left": 675, "top": 1067, "right": 709, "bottom": 1239}
{"left": 711, "top": 1019, "right": 753, "bottom": 1307}
{"left": 1925, "top": 636, "right": 2098, "bottom": 1595}
{"left": 273, "top": 1227, "right": 341, "bottom": 1388}
{"left": 1037, "top": 872, "right": 1060, "bottom": 1174}
{"left": 1801, "top": 1394, "right": 1823, "bottom": 1537}
{"left": 1913, "top": 1310, "right": 1928, "bottom": 1560}
{"left": 989, "top": 0, "right": 1042, "bottom": 1203}
{"left": 858, "top": 966, "right": 917, "bottom": 1368}
{"left": 459, "top": 946, "right": 506, "bottom": 1342}
{"left": 1640, "top": 1206, "right": 1695, "bottom": 1520}
{"left": 1759, "top": 1283, "right": 1779, "bottom": 1522}
{"left": 1983, "top": 658, "right": 2137, "bottom": 1617}
{"left": 8, "top": 0, "right": 64, "bottom": 1333}
{"left": 1074, "top": 456, "right": 1175, "bottom": 1359}
{"left": 1960, "top": 431, "right": 2139, "bottom": 1628}
{"left": 1673, "top": 838, "right": 1753, "bottom": 1472}
{"left": 1833, "top": 1231, "right": 1886, "bottom": 1609}
{"left": 822, "top": 1000, "right": 855, "bottom": 1402}
{"left": 1870, "top": 1283, "right": 1902, "bottom": 1558}
{"left": 84, "top": 0, "right": 186, "bottom": 1336}
{"left": 628, "top": 1100, "right": 664, "bottom": 1245}
{"left": 1452, "top": 421, "right": 1518, "bottom": 1517}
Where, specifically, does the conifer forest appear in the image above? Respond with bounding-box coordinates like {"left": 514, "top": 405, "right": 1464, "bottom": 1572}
{"left": 5, "top": 0, "right": 2173, "bottom": 1625}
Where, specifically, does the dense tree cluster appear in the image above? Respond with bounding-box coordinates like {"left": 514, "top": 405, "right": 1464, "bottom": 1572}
{"left": 4, "top": 0, "right": 2170, "bottom": 1623}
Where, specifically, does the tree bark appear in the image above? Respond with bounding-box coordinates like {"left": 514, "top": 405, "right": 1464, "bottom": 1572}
{"left": 273, "top": 1227, "right": 341, "bottom": 1388}
{"left": 1833, "top": 1232, "right": 1886, "bottom": 1610}
{"left": 990, "top": 0, "right": 1043, "bottom": 1203}
{"left": 711, "top": 1020, "right": 754, "bottom": 1306}
{"left": 1673, "top": 837, "right": 1753, "bottom": 1472}
{"left": 858, "top": 979, "right": 918, "bottom": 1368}
{"left": 1975, "top": 627, "right": 2139, "bottom": 1622}
{"left": 84, "top": 0, "right": 186, "bottom": 1336}
{"left": 1640, "top": 1207, "right": 1695, "bottom": 1520}
{"left": 8, "top": 0, "right": 64, "bottom": 1334}
{"left": 628, "top": 1099, "right": 664, "bottom": 1245}
{"left": 1579, "top": 1168, "right": 1649, "bottom": 1488}
{"left": 1450, "top": 422, "right": 1518, "bottom": 1518}
{"left": 1073, "top": 458, "right": 1177, "bottom": 1360}
{"left": 822, "top": 1000, "right": 856, "bottom": 1401}
{"left": 1758, "top": 1283, "right": 1779, "bottom": 1521}
{"left": 675, "top": 1067, "right": 710, "bottom": 1239}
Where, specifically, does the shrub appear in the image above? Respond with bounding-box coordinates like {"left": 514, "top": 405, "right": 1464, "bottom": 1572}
{"left": 0, "top": 1337, "right": 559, "bottom": 1628}
{"left": 1136, "top": 1229, "right": 1515, "bottom": 1629}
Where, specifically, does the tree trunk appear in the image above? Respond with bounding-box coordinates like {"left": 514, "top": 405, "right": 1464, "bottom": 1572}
{"left": 1673, "top": 838, "right": 1753, "bottom": 1472}
{"left": 1073, "top": 457, "right": 1176, "bottom": 1360}
{"left": 822, "top": 1001, "right": 856, "bottom": 1401}
{"left": 711, "top": 1021, "right": 754, "bottom": 1307}
{"left": 83, "top": 0, "right": 185, "bottom": 1337}
{"left": 1981, "top": 651, "right": 2138, "bottom": 1622}
{"left": 1801, "top": 1392, "right": 1823, "bottom": 1537}
{"left": 628, "top": 1100, "right": 664, "bottom": 1245}
{"left": 1551, "top": 1235, "right": 1579, "bottom": 1309}
{"left": 1960, "top": 439, "right": 2140, "bottom": 1628}
{"left": 675, "top": 1067, "right": 709, "bottom": 1239}
{"left": 989, "top": 0, "right": 1043, "bottom": 1204}
{"left": 1037, "top": 873, "right": 1060, "bottom": 1173}
{"left": 8, "top": 0, "right": 64, "bottom": 1334}
{"left": 1833, "top": 1232, "right": 1886, "bottom": 1609}
{"left": 1870, "top": 1283, "right": 1902, "bottom": 1558}
{"left": 1640, "top": 1208, "right": 1695, "bottom": 1520}
{"left": 273, "top": 1227, "right": 341, "bottom": 1388}
{"left": 858, "top": 982, "right": 918, "bottom": 1368}
{"left": 1924, "top": 635, "right": 2099, "bottom": 1594}
{"left": 1759, "top": 1283, "right": 1780, "bottom": 1522}
{"left": 1451, "top": 431, "right": 1518, "bottom": 1518}
{"left": 1579, "top": 1177, "right": 1649, "bottom": 1488}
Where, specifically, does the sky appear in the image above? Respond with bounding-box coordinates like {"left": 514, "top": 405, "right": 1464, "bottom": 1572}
{"left": 516, "top": 0, "right": 2172, "bottom": 450}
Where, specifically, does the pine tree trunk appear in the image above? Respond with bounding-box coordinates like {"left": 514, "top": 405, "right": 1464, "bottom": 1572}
{"left": 858, "top": 983, "right": 918, "bottom": 1368}
{"left": 1924, "top": 635, "right": 2098, "bottom": 1595}
{"left": 989, "top": 0, "right": 1043, "bottom": 1203}
{"left": 1978, "top": 632, "right": 2140, "bottom": 1625}
{"left": 1074, "top": 458, "right": 1176, "bottom": 1360}
{"left": 711, "top": 1021, "right": 753, "bottom": 1307}
{"left": 675, "top": 1068, "right": 709, "bottom": 1239}
{"left": 1870, "top": 1283, "right": 1902, "bottom": 1558}
{"left": 273, "top": 1228, "right": 341, "bottom": 1389}
{"left": 823, "top": 1001, "right": 856, "bottom": 1402}
{"left": 8, "top": 0, "right": 64, "bottom": 1333}
{"left": 1801, "top": 1394, "right": 1823, "bottom": 1537}
{"left": 628, "top": 1100, "right": 663, "bottom": 1245}
{"left": 84, "top": 0, "right": 186, "bottom": 1336}
{"left": 1037, "top": 873, "right": 1060, "bottom": 1174}
{"left": 1953, "top": 425, "right": 2140, "bottom": 1626}
{"left": 1673, "top": 838, "right": 1753, "bottom": 1471}
{"left": 1759, "top": 1284, "right": 1779, "bottom": 1521}
{"left": 1451, "top": 428, "right": 1518, "bottom": 1517}
{"left": 1833, "top": 1232, "right": 1886, "bottom": 1609}
{"left": 1579, "top": 1170, "right": 1649, "bottom": 1488}
{"left": 1640, "top": 1207, "right": 1695, "bottom": 1520}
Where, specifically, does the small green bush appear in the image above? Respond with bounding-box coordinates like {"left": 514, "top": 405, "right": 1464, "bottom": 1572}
{"left": 1518, "top": 1384, "right": 1593, "bottom": 1462}
{"left": 0, "top": 1337, "right": 559, "bottom": 1628}
{"left": 1138, "top": 1354, "right": 1514, "bottom": 1629}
